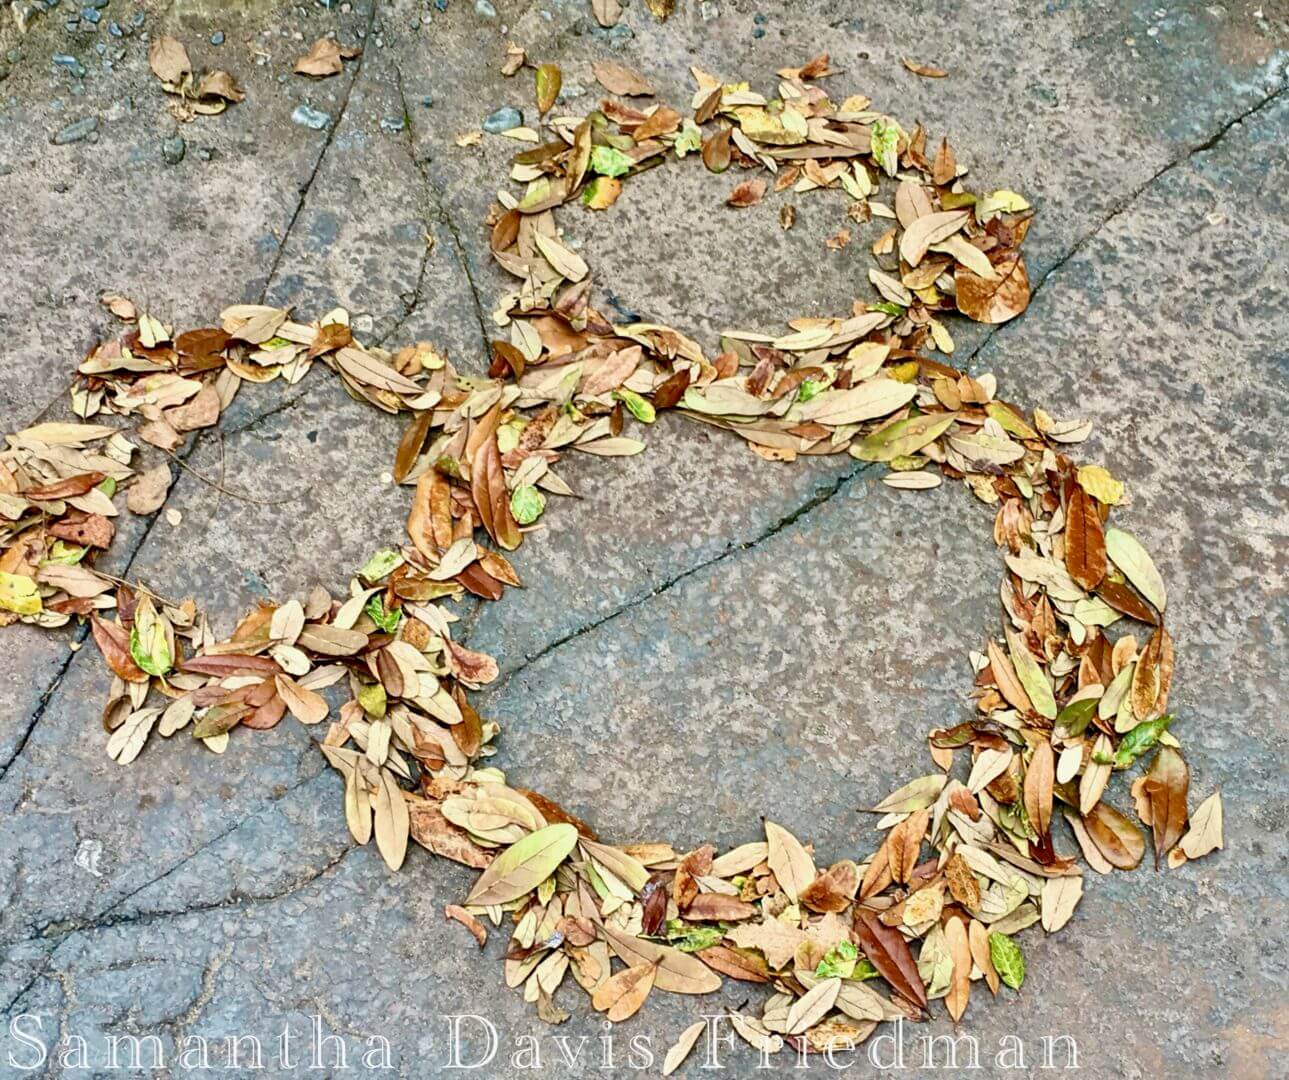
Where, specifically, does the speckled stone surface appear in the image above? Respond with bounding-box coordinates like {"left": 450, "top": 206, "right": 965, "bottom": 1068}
{"left": 0, "top": 1, "right": 1286, "bottom": 1076}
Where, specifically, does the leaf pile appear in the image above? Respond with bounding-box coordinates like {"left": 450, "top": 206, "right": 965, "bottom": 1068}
{"left": 0, "top": 57, "right": 1223, "bottom": 1053}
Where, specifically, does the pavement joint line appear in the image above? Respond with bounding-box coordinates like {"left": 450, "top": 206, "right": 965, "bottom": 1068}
{"left": 2, "top": 845, "right": 358, "bottom": 1017}
{"left": 11, "top": 770, "right": 338, "bottom": 955}
{"left": 484, "top": 454, "right": 880, "bottom": 693}
{"left": 956, "top": 77, "right": 1289, "bottom": 375}
{"left": 394, "top": 65, "right": 494, "bottom": 365}
{"left": 257, "top": 2, "right": 380, "bottom": 308}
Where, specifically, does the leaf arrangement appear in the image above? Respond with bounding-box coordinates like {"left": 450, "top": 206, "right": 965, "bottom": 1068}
{"left": 0, "top": 57, "right": 1223, "bottom": 1062}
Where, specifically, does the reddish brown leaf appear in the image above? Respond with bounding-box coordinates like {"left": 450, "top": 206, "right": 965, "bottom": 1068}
{"left": 23, "top": 472, "right": 106, "bottom": 500}
{"left": 90, "top": 615, "right": 148, "bottom": 683}
{"left": 854, "top": 910, "right": 928, "bottom": 1011}
{"left": 1145, "top": 746, "right": 1189, "bottom": 866}
{"left": 179, "top": 654, "right": 282, "bottom": 677}
{"left": 727, "top": 178, "right": 767, "bottom": 208}
{"left": 49, "top": 512, "right": 114, "bottom": 549}
{"left": 1065, "top": 485, "right": 1107, "bottom": 590}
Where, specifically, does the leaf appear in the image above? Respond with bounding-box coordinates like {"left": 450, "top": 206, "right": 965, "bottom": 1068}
{"left": 581, "top": 838, "right": 651, "bottom": 893}
{"left": 643, "top": 0, "right": 675, "bottom": 20}
{"left": 464, "top": 824, "right": 578, "bottom": 905}
{"left": 851, "top": 413, "right": 955, "bottom": 462}
{"left": 91, "top": 615, "right": 148, "bottom": 683}
{"left": 274, "top": 674, "right": 329, "bottom": 725}
{"left": 510, "top": 484, "right": 546, "bottom": 525}
{"left": 786, "top": 977, "right": 841, "bottom": 1035}
{"left": 887, "top": 808, "right": 929, "bottom": 883}
{"left": 1105, "top": 528, "right": 1166, "bottom": 612}
{"left": 592, "top": 60, "right": 655, "bottom": 97}
{"left": 796, "top": 379, "right": 918, "bottom": 425}
{"left": 129, "top": 597, "right": 172, "bottom": 677}
{"left": 471, "top": 428, "right": 521, "bottom": 551}
{"left": 1079, "top": 733, "right": 1113, "bottom": 813}
{"left": 663, "top": 1022, "right": 705, "bottom": 1077}
{"left": 535, "top": 63, "right": 561, "bottom": 116}
{"left": 955, "top": 251, "right": 1030, "bottom": 323}
{"left": 591, "top": 962, "right": 657, "bottom": 1022}
{"left": 591, "top": 145, "right": 634, "bottom": 178}
{"left": 1078, "top": 464, "right": 1124, "bottom": 505}
{"left": 1022, "top": 740, "right": 1054, "bottom": 837}
{"left": 106, "top": 707, "right": 160, "bottom": 765}
{"left": 899, "top": 210, "right": 969, "bottom": 266}
{"left": 1039, "top": 875, "right": 1083, "bottom": 933}
{"left": 1145, "top": 746, "right": 1189, "bottom": 866}
{"left": 197, "top": 70, "right": 245, "bottom": 103}
{"left": 902, "top": 57, "right": 948, "bottom": 78}
{"left": 126, "top": 464, "right": 172, "bottom": 515}
{"left": 870, "top": 774, "right": 946, "bottom": 814}
{"left": 0, "top": 572, "right": 40, "bottom": 616}
{"left": 987, "top": 932, "right": 1025, "bottom": 990}
{"left": 602, "top": 926, "right": 722, "bottom": 994}
{"left": 728, "top": 179, "right": 767, "bottom": 208}
{"left": 148, "top": 35, "right": 191, "bottom": 84}
{"left": 944, "top": 917, "right": 971, "bottom": 1022}
{"left": 986, "top": 639, "right": 1034, "bottom": 714}
{"left": 373, "top": 768, "right": 410, "bottom": 870}
{"left": 765, "top": 819, "right": 816, "bottom": 901}
{"left": 1005, "top": 628, "right": 1057, "bottom": 719}
{"left": 1178, "top": 791, "right": 1223, "bottom": 861}
{"left": 1081, "top": 801, "right": 1146, "bottom": 870}
{"left": 17, "top": 422, "right": 119, "bottom": 445}
{"left": 295, "top": 37, "right": 355, "bottom": 78}
{"left": 1114, "top": 713, "right": 1173, "bottom": 768}
{"left": 1064, "top": 485, "right": 1107, "bottom": 590}
{"left": 1130, "top": 625, "right": 1173, "bottom": 721}
{"left": 854, "top": 910, "right": 928, "bottom": 1011}
{"left": 581, "top": 175, "right": 622, "bottom": 210}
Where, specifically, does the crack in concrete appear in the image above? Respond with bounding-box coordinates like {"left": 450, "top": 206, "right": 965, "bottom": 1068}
{"left": 392, "top": 64, "right": 493, "bottom": 363}
{"left": 257, "top": 3, "right": 379, "bottom": 306}
{"left": 2, "top": 844, "right": 355, "bottom": 1017}
{"left": 956, "top": 78, "right": 1289, "bottom": 375}
{"left": 485, "top": 455, "right": 878, "bottom": 690}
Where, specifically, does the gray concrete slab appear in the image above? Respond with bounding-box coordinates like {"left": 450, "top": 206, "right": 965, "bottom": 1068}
{"left": 0, "top": 0, "right": 1286, "bottom": 1076}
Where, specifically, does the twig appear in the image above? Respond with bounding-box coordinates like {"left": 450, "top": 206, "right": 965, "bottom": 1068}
{"left": 158, "top": 446, "right": 296, "bottom": 506}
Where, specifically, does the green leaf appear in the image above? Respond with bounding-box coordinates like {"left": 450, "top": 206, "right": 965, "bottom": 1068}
{"left": 988, "top": 932, "right": 1025, "bottom": 990}
{"left": 96, "top": 476, "right": 117, "bottom": 498}
{"left": 868, "top": 301, "right": 905, "bottom": 317}
{"left": 43, "top": 541, "right": 87, "bottom": 566}
{"left": 796, "top": 379, "right": 824, "bottom": 404}
{"left": 1055, "top": 696, "right": 1098, "bottom": 739}
{"left": 852, "top": 957, "right": 879, "bottom": 981}
{"left": 664, "top": 921, "right": 724, "bottom": 953}
{"left": 815, "top": 940, "right": 859, "bottom": 979}
{"left": 128, "top": 601, "right": 171, "bottom": 677}
{"left": 851, "top": 412, "right": 955, "bottom": 462}
{"left": 591, "top": 145, "right": 633, "bottom": 178}
{"left": 613, "top": 388, "right": 656, "bottom": 424}
{"left": 673, "top": 119, "right": 702, "bottom": 157}
{"left": 358, "top": 549, "right": 403, "bottom": 582}
{"left": 510, "top": 484, "right": 546, "bottom": 526}
{"left": 363, "top": 594, "right": 402, "bottom": 634}
{"left": 870, "top": 117, "right": 901, "bottom": 176}
{"left": 1114, "top": 713, "right": 1174, "bottom": 768}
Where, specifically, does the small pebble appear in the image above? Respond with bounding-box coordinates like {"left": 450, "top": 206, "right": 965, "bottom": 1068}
{"left": 482, "top": 105, "right": 521, "bottom": 133}
{"left": 475, "top": 0, "right": 497, "bottom": 17}
{"left": 380, "top": 114, "right": 405, "bottom": 134}
{"left": 51, "top": 116, "right": 98, "bottom": 144}
{"left": 53, "top": 53, "right": 86, "bottom": 77}
{"left": 81, "top": 7, "right": 102, "bottom": 25}
{"left": 161, "top": 134, "right": 185, "bottom": 165}
{"left": 291, "top": 104, "right": 331, "bottom": 130}
{"left": 210, "top": 30, "right": 224, "bottom": 46}
{"left": 420, "top": 94, "right": 433, "bottom": 108}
